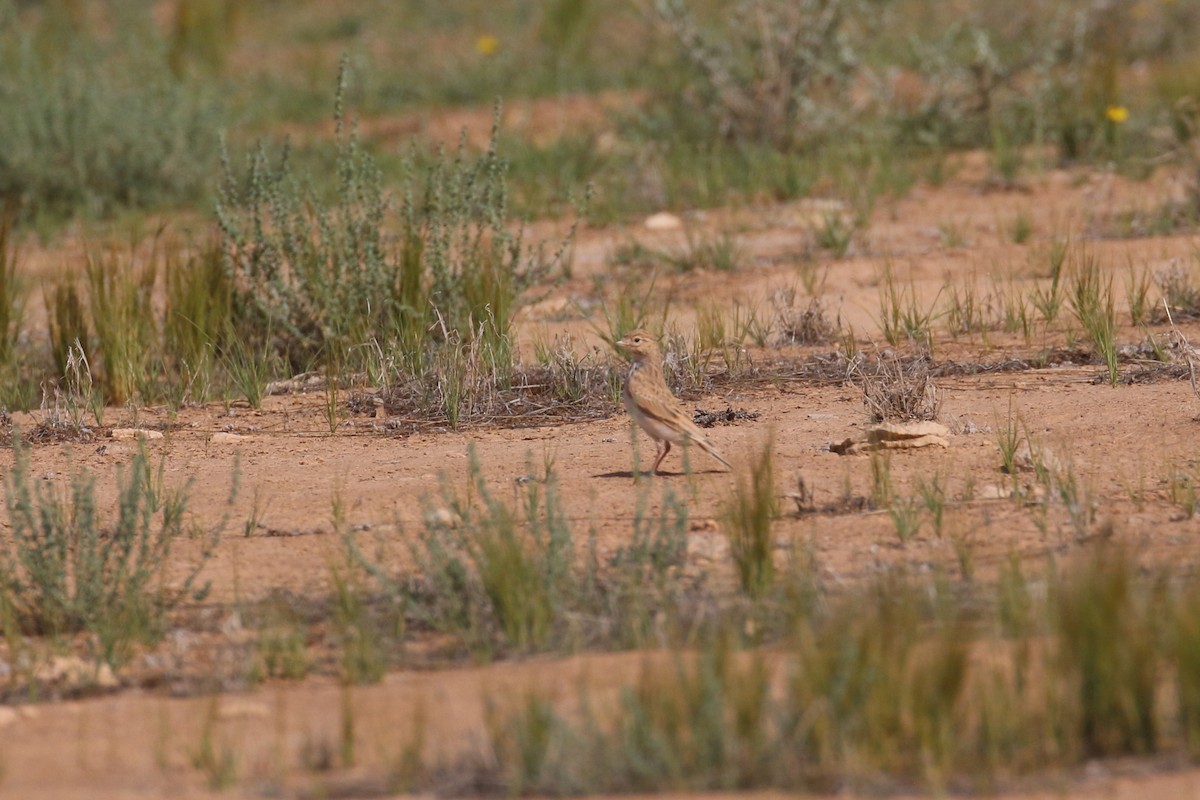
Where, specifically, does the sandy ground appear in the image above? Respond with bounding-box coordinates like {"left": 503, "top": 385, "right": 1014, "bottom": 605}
{"left": 4, "top": 150, "right": 1200, "bottom": 797}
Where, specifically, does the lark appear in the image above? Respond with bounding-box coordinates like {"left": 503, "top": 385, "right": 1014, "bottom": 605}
{"left": 616, "top": 330, "right": 732, "bottom": 475}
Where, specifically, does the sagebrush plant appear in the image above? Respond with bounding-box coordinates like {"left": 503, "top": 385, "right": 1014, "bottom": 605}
{"left": 594, "top": 275, "right": 669, "bottom": 348}
{"left": 1156, "top": 262, "right": 1200, "bottom": 321}
{"left": 0, "top": 441, "right": 223, "bottom": 667}
{"left": 815, "top": 210, "right": 855, "bottom": 258}
{"left": 217, "top": 59, "right": 575, "bottom": 381}
{"left": 893, "top": 4, "right": 1144, "bottom": 165}
{"left": 650, "top": 0, "right": 866, "bottom": 151}
{"left": 349, "top": 448, "right": 571, "bottom": 657}
{"left": 0, "top": 2, "right": 221, "bottom": 224}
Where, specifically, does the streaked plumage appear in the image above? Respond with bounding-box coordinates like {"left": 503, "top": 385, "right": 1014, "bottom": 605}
{"left": 616, "top": 330, "right": 732, "bottom": 475}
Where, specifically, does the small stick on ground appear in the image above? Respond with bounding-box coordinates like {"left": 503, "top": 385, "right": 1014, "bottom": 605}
{"left": 1164, "top": 298, "right": 1200, "bottom": 409}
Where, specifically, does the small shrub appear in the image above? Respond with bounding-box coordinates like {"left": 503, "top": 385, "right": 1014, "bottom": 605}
{"left": 773, "top": 289, "right": 836, "bottom": 345}
{"left": 650, "top": 0, "right": 864, "bottom": 151}
{"left": 853, "top": 354, "right": 942, "bottom": 422}
{"left": 0, "top": 4, "right": 221, "bottom": 223}
{"left": 0, "top": 441, "right": 220, "bottom": 667}
{"left": 350, "top": 448, "right": 689, "bottom": 656}
{"left": 723, "top": 437, "right": 777, "bottom": 598}
{"left": 1051, "top": 545, "right": 1160, "bottom": 757}
{"left": 330, "top": 561, "right": 390, "bottom": 685}
{"left": 217, "top": 63, "right": 573, "bottom": 381}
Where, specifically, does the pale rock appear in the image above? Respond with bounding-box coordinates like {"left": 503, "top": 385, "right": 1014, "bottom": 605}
{"left": 977, "top": 484, "right": 1014, "bottom": 500}
{"left": 34, "top": 656, "right": 119, "bottom": 689}
{"left": 266, "top": 372, "right": 324, "bottom": 395}
{"left": 791, "top": 198, "right": 850, "bottom": 228}
{"left": 210, "top": 432, "right": 249, "bottom": 444}
{"left": 830, "top": 421, "right": 951, "bottom": 455}
{"left": 426, "top": 507, "right": 460, "bottom": 529}
{"left": 643, "top": 211, "right": 683, "bottom": 231}
{"left": 1011, "top": 440, "right": 1063, "bottom": 474}
{"left": 687, "top": 530, "right": 729, "bottom": 562}
{"left": 110, "top": 428, "right": 163, "bottom": 441}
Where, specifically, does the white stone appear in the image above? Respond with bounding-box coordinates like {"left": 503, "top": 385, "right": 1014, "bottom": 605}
{"left": 643, "top": 212, "right": 683, "bottom": 231}
{"left": 110, "top": 428, "right": 164, "bottom": 441}
{"left": 34, "top": 656, "right": 119, "bottom": 689}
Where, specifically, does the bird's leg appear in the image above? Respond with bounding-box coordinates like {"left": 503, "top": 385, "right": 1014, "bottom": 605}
{"left": 653, "top": 440, "right": 671, "bottom": 475}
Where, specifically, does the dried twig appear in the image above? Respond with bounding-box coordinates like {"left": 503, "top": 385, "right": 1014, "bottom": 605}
{"left": 1164, "top": 298, "right": 1200, "bottom": 406}
{"left": 851, "top": 352, "right": 942, "bottom": 422}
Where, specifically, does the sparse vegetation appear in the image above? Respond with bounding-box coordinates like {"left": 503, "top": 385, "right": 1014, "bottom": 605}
{"left": 347, "top": 447, "right": 692, "bottom": 659}
{"left": 7, "top": 1, "right": 1200, "bottom": 796}
{"left": 1069, "top": 247, "right": 1119, "bottom": 385}
{"left": 877, "top": 266, "right": 936, "bottom": 352}
{"left": 472, "top": 543, "right": 1200, "bottom": 796}
{"left": 723, "top": 436, "right": 778, "bottom": 598}
{"left": 853, "top": 353, "right": 942, "bottom": 422}
{"left": 0, "top": 441, "right": 225, "bottom": 669}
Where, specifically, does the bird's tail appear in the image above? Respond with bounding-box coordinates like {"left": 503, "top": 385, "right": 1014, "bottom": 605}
{"left": 694, "top": 434, "right": 732, "bottom": 471}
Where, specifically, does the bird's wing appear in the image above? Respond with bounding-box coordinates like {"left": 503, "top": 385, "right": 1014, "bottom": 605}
{"left": 637, "top": 396, "right": 705, "bottom": 440}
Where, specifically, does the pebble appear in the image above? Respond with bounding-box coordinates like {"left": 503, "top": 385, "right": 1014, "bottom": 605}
{"left": 643, "top": 211, "right": 683, "bottom": 231}
{"left": 110, "top": 428, "right": 164, "bottom": 441}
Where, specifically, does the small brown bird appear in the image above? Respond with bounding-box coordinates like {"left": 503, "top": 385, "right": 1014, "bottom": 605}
{"left": 616, "top": 330, "right": 732, "bottom": 475}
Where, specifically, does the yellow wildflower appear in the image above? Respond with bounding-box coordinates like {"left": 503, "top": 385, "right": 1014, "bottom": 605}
{"left": 476, "top": 34, "right": 499, "bottom": 56}
{"left": 1106, "top": 105, "right": 1129, "bottom": 124}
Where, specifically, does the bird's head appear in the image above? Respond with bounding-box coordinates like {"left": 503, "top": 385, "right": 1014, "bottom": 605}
{"left": 615, "top": 329, "right": 660, "bottom": 361}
